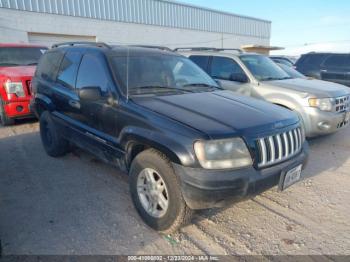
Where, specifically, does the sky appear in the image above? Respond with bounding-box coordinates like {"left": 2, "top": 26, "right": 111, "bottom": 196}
{"left": 181, "top": 0, "right": 350, "bottom": 56}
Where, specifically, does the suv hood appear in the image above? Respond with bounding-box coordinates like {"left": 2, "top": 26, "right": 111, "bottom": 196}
{"left": 0, "top": 66, "right": 36, "bottom": 79}
{"left": 265, "top": 78, "right": 349, "bottom": 98}
{"left": 133, "top": 90, "right": 299, "bottom": 138}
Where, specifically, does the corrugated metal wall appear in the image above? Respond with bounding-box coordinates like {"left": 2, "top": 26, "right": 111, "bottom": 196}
{"left": 0, "top": 0, "right": 271, "bottom": 39}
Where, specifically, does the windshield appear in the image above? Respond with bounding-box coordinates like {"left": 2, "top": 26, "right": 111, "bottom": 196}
{"left": 240, "top": 55, "right": 291, "bottom": 81}
{"left": 0, "top": 47, "right": 47, "bottom": 67}
{"left": 111, "top": 53, "right": 219, "bottom": 97}
{"left": 277, "top": 63, "right": 306, "bottom": 79}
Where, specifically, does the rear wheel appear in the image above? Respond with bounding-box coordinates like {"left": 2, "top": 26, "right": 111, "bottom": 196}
{"left": 0, "top": 98, "right": 15, "bottom": 126}
{"left": 129, "top": 149, "right": 193, "bottom": 233}
{"left": 40, "top": 111, "right": 70, "bottom": 157}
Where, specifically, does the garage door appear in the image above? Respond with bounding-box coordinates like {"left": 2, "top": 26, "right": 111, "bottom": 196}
{"left": 28, "top": 33, "right": 96, "bottom": 48}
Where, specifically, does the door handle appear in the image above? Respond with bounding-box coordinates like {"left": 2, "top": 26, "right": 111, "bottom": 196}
{"left": 68, "top": 99, "right": 80, "bottom": 109}
{"left": 320, "top": 69, "right": 327, "bottom": 73}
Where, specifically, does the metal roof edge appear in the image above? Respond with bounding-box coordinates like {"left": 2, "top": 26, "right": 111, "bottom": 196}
{"left": 160, "top": 0, "right": 272, "bottom": 24}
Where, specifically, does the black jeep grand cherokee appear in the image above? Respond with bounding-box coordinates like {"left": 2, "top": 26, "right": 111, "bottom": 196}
{"left": 31, "top": 42, "right": 308, "bottom": 233}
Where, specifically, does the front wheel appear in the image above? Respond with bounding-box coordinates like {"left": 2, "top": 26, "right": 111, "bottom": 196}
{"left": 129, "top": 149, "right": 193, "bottom": 233}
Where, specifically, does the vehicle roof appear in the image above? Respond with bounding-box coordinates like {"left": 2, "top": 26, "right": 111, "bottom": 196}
{"left": 302, "top": 52, "right": 350, "bottom": 56}
{"left": 178, "top": 50, "right": 261, "bottom": 58}
{"left": 0, "top": 43, "right": 48, "bottom": 48}
{"left": 50, "top": 44, "right": 182, "bottom": 57}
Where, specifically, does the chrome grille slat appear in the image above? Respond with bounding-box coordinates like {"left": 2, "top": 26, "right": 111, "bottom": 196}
{"left": 257, "top": 127, "right": 304, "bottom": 168}
{"left": 258, "top": 138, "right": 267, "bottom": 166}
{"left": 283, "top": 133, "right": 289, "bottom": 157}
{"left": 276, "top": 134, "right": 282, "bottom": 160}
{"left": 289, "top": 131, "right": 294, "bottom": 154}
{"left": 268, "top": 136, "right": 275, "bottom": 162}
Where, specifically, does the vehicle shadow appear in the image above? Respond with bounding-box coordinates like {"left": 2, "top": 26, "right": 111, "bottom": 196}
{"left": 0, "top": 132, "right": 181, "bottom": 255}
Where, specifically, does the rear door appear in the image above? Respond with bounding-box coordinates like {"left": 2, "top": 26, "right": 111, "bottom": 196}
{"left": 209, "top": 56, "right": 252, "bottom": 96}
{"left": 53, "top": 50, "right": 83, "bottom": 123}
{"left": 320, "top": 54, "right": 350, "bottom": 86}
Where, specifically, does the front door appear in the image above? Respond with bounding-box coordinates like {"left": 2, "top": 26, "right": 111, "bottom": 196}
{"left": 209, "top": 56, "right": 252, "bottom": 96}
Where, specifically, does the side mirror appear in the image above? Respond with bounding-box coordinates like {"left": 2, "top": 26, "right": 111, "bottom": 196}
{"left": 230, "top": 73, "right": 249, "bottom": 83}
{"left": 78, "top": 86, "right": 102, "bottom": 101}
{"left": 214, "top": 79, "right": 223, "bottom": 88}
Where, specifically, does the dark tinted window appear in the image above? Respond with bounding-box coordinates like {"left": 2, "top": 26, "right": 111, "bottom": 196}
{"left": 323, "top": 54, "right": 350, "bottom": 68}
{"left": 57, "top": 51, "right": 82, "bottom": 89}
{"left": 297, "top": 54, "right": 329, "bottom": 69}
{"left": 76, "top": 54, "right": 109, "bottom": 94}
{"left": 210, "top": 57, "right": 246, "bottom": 80}
{"left": 36, "top": 51, "right": 64, "bottom": 82}
{"left": 0, "top": 47, "right": 47, "bottom": 66}
{"left": 189, "top": 55, "right": 209, "bottom": 71}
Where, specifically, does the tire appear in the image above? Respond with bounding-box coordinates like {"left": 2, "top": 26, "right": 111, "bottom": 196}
{"left": 129, "top": 149, "right": 193, "bottom": 233}
{"left": 39, "top": 111, "right": 69, "bottom": 157}
{"left": 0, "top": 98, "right": 15, "bottom": 126}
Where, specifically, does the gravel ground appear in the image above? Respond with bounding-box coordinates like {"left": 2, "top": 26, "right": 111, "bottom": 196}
{"left": 0, "top": 120, "right": 349, "bottom": 255}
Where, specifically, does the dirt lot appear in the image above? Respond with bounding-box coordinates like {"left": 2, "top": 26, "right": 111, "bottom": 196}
{"left": 0, "top": 120, "right": 349, "bottom": 255}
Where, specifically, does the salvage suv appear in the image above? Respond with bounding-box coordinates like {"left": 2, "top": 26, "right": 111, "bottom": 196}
{"left": 179, "top": 48, "right": 350, "bottom": 137}
{"left": 32, "top": 42, "right": 308, "bottom": 232}
{"left": 0, "top": 43, "right": 47, "bottom": 125}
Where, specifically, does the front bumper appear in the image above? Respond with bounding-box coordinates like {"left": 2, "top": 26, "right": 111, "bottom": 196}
{"left": 303, "top": 107, "right": 350, "bottom": 137}
{"left": 174, "top": 143, "right": 309, "bottom": 210}
{"left": 4, "top": 100, "right": 33, "bottom": 119}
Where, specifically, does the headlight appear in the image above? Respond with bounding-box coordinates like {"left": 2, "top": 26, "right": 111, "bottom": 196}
{"left": 308, "top": 98, "right": 334, "bottom": 111}
{"left": 4, "top": 81, "right": 25, "bottom": 97}
{"left": 194, "top": 138, "right": 252, "bottom": 169}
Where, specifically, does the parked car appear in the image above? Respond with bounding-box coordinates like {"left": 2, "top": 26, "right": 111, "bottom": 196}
{"left": 275, "top": 62, "right": 307, "bottom": 79}
{"left": 270, "top": 56, "right": 295, "bottom": 67}
{"left": 31, "top": 42, "right": 308, "bottom": 232}
{"left": 178, "top": 48, "right": 350, "bottom": 137}
{"left": 0, "top": 43, "right": 47, "bottom": 125}
{"left": 295, "top": 52, "right": 350, "bottom": 87}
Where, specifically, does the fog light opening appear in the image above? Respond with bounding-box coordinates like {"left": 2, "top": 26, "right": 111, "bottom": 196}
{"left": 16, "top": 106, "right": 24, "bottom": 112}
{"left": 317, "top": 121, "right": 331, "bottom": 131}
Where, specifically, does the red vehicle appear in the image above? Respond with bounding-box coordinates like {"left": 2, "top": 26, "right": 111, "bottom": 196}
{"left": 0, "top": 43, "right": 48, "bottom": 125}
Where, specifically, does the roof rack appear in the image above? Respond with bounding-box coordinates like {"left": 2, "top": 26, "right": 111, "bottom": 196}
{"left": 52, "top": 41, "right": 111, "bottom": 49}
{"left": 174, "top": 47, "right": 243, "bottom": 53}
{"left": 131, "top": 45, "right": 173, "bottom": 52}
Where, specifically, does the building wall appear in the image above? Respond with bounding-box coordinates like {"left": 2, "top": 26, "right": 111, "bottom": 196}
{"left": 0, "top": 0, "right": 271, "bottom": 39}
{"left": 0, "top": 8, "right": 270, "bottom": 48}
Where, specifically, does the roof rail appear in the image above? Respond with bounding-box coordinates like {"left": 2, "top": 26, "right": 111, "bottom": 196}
{"left": 131, "top": 45, "right": 173, "bottom": 52}
{"left": 174, "top": 47, "right": 243, "bottom": 53}
{"left": 52, "top": 41, "right": 111, "bottom": 49}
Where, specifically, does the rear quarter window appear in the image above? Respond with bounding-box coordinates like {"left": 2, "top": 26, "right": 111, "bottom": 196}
{"left": 36, "top": 51, "right": 64, "bottom": 82}
{"left": 322, "top": 54, "right": 350, "bottom": 68}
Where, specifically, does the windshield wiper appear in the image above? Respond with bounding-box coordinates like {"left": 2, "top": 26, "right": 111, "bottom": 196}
{"left": 25, "top": 62, "right": 38, "bottom": 66}
{"left": 130, "top": 86, "right": 195, "bottom": 94}
{"left": 183, "top": 83, "right": 221, "bottom": 90}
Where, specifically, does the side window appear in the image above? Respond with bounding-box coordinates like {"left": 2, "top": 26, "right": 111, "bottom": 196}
{"left": 36, "top": 51, "right": 64, "bottom": 81}
{"left": 56, "top": 51, "right": 82, "bottom": 89}
{"left": 210, "top": 57, "right": 246, "bottom": 80}
{"left": 189, "top": 55, "right": 210, "bottom": 71}
{"left": 302, "top": 54, "right": 329, "bottom": 70}
{"left": 322, "top": 55, "right": 349, "bottom": 68}
{"left": 76, "top": 54, "right": 109, "bottom": 94}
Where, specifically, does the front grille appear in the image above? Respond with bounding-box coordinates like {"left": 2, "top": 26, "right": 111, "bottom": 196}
{"left": 256, "top": 127, "right": 303, "bottom": 168}
{"left": 335, "top": 95, "right": 350, "bottom": 112}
